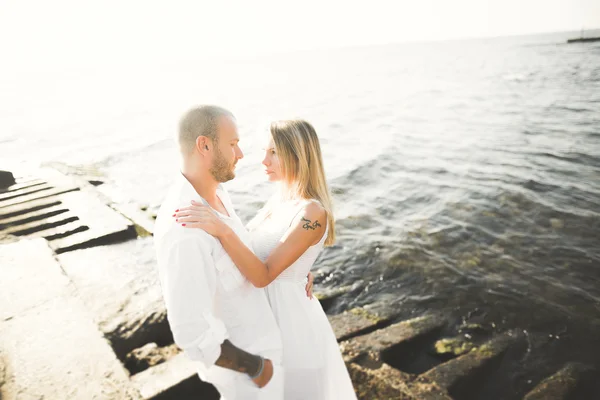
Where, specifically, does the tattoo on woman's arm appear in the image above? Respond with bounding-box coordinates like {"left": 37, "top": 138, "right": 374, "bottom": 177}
{"left": 301, "top": 217, "right": 322, "bottom": 231}
{"left": 215, "top": 339, "right": 262, "bottom": 376}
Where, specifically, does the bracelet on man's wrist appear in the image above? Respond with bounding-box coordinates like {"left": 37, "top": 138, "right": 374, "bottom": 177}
{"left": 249, "top": 356, "right": 264, "bottom": 379}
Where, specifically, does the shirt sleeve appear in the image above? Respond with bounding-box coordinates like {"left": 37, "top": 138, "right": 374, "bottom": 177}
{"left": 158, "top": 235, "right": 228, "bottom": 368}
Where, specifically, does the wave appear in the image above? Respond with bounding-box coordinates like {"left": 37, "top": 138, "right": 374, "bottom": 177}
{"left": 549, "top": 105, "right": 596, "bottom": 113}
{"left": 91, "top": 137, "right": 175, "bottom": 168}
{"left": 532, "top": 151, "right": 600, "bottom": 169}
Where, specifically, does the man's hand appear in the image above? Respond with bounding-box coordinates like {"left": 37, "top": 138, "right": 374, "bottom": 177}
{"left": 305, "top": 272, "right": 314, "bottom": 299}
{"left": 251, "top": 358, "right": 274, "bottom": 388}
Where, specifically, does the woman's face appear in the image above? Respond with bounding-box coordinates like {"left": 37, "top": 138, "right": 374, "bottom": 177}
{"left": 262, "top": 136, "right": 283, "bottom": 182}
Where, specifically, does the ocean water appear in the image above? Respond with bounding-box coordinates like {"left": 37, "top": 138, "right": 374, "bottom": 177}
{"left": 2, "top": 30, "right": 600, "bottom": 397}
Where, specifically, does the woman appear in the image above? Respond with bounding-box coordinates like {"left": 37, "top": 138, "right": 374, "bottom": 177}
{"left": 173, "top": 120, "right": 356, "bottom": 399}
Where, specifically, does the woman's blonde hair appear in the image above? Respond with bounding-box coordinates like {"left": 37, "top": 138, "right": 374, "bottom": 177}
{"left": 270, "top": 119, "right": 336, "bottom": 246}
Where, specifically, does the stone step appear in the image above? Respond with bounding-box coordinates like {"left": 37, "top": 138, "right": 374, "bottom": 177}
{"left": 0, "top": 173, "right": 136, "bottom": 253}
{"left": 329, "top": 307, "right": 393, "bottom": 342}
{"left": 13, "top": 176, "right": 39, "bottom": 184}
{"left": 0, "top": 239, "right": 142, "bottom": 400}
{"left": 347, "top": 363, "right": 431, "bottom": 400}
{"left": 0, "top": 178, "right": 46, "bottom": 194}
{"left": 419, "top": 331, "right": 520, "bottom": 391}
{"left": 2, "top": 213, "right": 79, "bottom": 236}
{"left": 523, "top": 362, "right": 596, "bottom": 400}
{"left": 125, "top": 343, "right": 180, "bottom": 375}
{"left": 0, "top": 204, "right": 70, "bottom": 227}
{"left": 0, "top": 198, "right": 62, "bottom": 220}
{"left": 0, "top": 185, "right": 79, "bottom": 209}
{"left": 34, "top": 220, "right": 90, "bottom": 241}
{"left": 340, "top": 314, "right": 446, "bottom": 365}
{"left": 47, "top": 191, "right": 136, "bottom": 253}
{"left": 130, "top": 353, "right": 219, "bottom": 400}
{"left": 0, "top": 182, "right": 53, "bottom": 202}
{"left": 56, "top": 237, "right": 169, "bottom": 361}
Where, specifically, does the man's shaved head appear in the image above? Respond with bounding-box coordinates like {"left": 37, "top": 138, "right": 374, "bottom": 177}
{"left": 178, "top": 105, "right": 234, "bottom": 154}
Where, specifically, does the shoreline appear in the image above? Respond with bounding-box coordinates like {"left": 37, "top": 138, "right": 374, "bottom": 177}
{"left": 1, "top": 166, "right": 597, "bottom": 399}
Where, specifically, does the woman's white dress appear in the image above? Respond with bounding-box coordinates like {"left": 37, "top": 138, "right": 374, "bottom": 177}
{"left": 249, "top": 200, "right": 357, "bottom": 400}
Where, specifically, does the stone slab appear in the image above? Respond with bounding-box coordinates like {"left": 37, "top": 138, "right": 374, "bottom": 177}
{"left": 523, "top": 362, "right": 595, "bottom": 400}
{"left": 420, "top": 331, "right": 519, "bottom": 390}
{"left": 125, "top": 343, "right": 180, "bottom": 374}
{"left": 0, "top": 198, "right": 62, "bottom": 220}
{"left": 0, "top": 239, "right": 72, "bottom": 321}
{"left": 0, "top": 183, "right": 53, "bottom": 202}
{"left": 47, "top": 190, "right": 136, "bottom": 253}
{"left": 0, "top": 239, "right": 141, "bottom": 400}
{"left": 341, "top": 314, "right": 445, "bottom": 363}
{"left": 2, "top": 212, "right": 78, "bottom": 236}
{"left": 347, "top": 362, "right": 429, "bottom": 400}
{"left": 57, "top": 238, "right": 168, "bottom": 358}
{"left": 329, "top": 307, "right": 392, "bottom": 342}
{"left": 130, "top": 353, "right": 197, "bottom": 399}
{"left": 32, "top": 220, "right": 89, "bottom": 240}
{"left": 0, "top": 185, "right": 79, "bottom": 209}
{"left": 0, "top": 204, "right": 69, "bottom": 227}
{"left": 0, "top": 179, "right": 46, "bottom": 195}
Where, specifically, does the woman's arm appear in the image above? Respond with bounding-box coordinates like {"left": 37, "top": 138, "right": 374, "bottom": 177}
{"left": 221, "top": 202, "right": 326, "bottom": 287}
{"left": 174, "top": 201, "right": 326, "bottom": 288}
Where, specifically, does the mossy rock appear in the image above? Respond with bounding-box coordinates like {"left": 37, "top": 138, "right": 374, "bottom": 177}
{"left": 349, "top": 307, "right": 384, "bottom": 324}
{"left": 434, "top": 337, "right": 475, "bottom": 356}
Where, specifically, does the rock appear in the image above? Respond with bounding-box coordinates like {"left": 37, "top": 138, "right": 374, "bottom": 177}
{"left": 0, "top": 183, "right": 78, "bottom": 209}
{"left": 341, "top": 314, "right": 446, "bottom": 364}
{"left": 125, "top": 343, "right": 180, "bottom": 375}
{"left": 314, "top": 286, "right": 350, "bottom": 312}
{"left": 434, "top": 337, "right": 475, "bottom": 357}
{"left": 0, "top": 182, "right": 53, "bottom": 203}
{"left": 47, "top": 190, "right": 136, "bottom": 253}
{"left": 329, "top": 307, "right": 392, "bottom": 342}
{"left": 0, "top": 232, "right": 18, "bottom": 245}
{"left": 130, "top": 353, "right": 219, "bottom": 400}
{"left": 0, "top": 170, "right": 15, "bottom": 188}
{"left": 57, "top": 238, "right": 171, "bottom": 362}
{"left": 0, "top": 238, "right": 141, "bottom": 400}
{"left": 550, "top": 218, "right": 564, "bottom": 229}
{"left": 0, "top": 169, "right": 136, "bottom": 253}
{"left": 523, "top": 362, "right": 595, "bottom": 400}
{"left": 111, "top": 202, "right": 155, "bottom": 237}
{"left": 1, "top": 239, "right": 72, "bottom": 321}
{"left": 347, "top": 363, "right": 421, "bottom": 400}
{"left": 420, "top": 331, "right": 521, "bottom": 391}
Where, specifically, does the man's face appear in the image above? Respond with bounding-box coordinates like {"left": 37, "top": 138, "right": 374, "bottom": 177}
{"left": 209, "top": 116, "right": 243, "bottom": 183}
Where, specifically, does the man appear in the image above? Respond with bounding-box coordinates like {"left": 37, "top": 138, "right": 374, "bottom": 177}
{"left": 154, "top": 106, "right": 283, "bottom": 399}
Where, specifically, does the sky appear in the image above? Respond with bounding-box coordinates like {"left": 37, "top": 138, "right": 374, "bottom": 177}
{"left": 1, "top": 0, "right": 599, "bottom": 70}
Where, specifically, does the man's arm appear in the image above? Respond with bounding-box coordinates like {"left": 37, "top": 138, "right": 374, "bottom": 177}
{"left": 157, "top": 234, "right": 272, "bottom": 386}
{"left": 216, "top": 340, "right": 274, "bottom": 387}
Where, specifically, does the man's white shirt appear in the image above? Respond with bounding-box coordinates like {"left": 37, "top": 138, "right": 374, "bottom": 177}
{"left": 154, "top": 174, "right": 282, "bottom": 390}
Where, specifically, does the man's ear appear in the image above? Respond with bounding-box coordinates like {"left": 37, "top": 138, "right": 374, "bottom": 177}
{"left": 196, "top": 136, "right": 210, "bottom": 153}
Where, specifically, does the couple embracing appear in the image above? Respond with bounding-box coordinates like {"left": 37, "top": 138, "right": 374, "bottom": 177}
{"left": 154, "top": 105, "right": 356, "bottom": 399}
